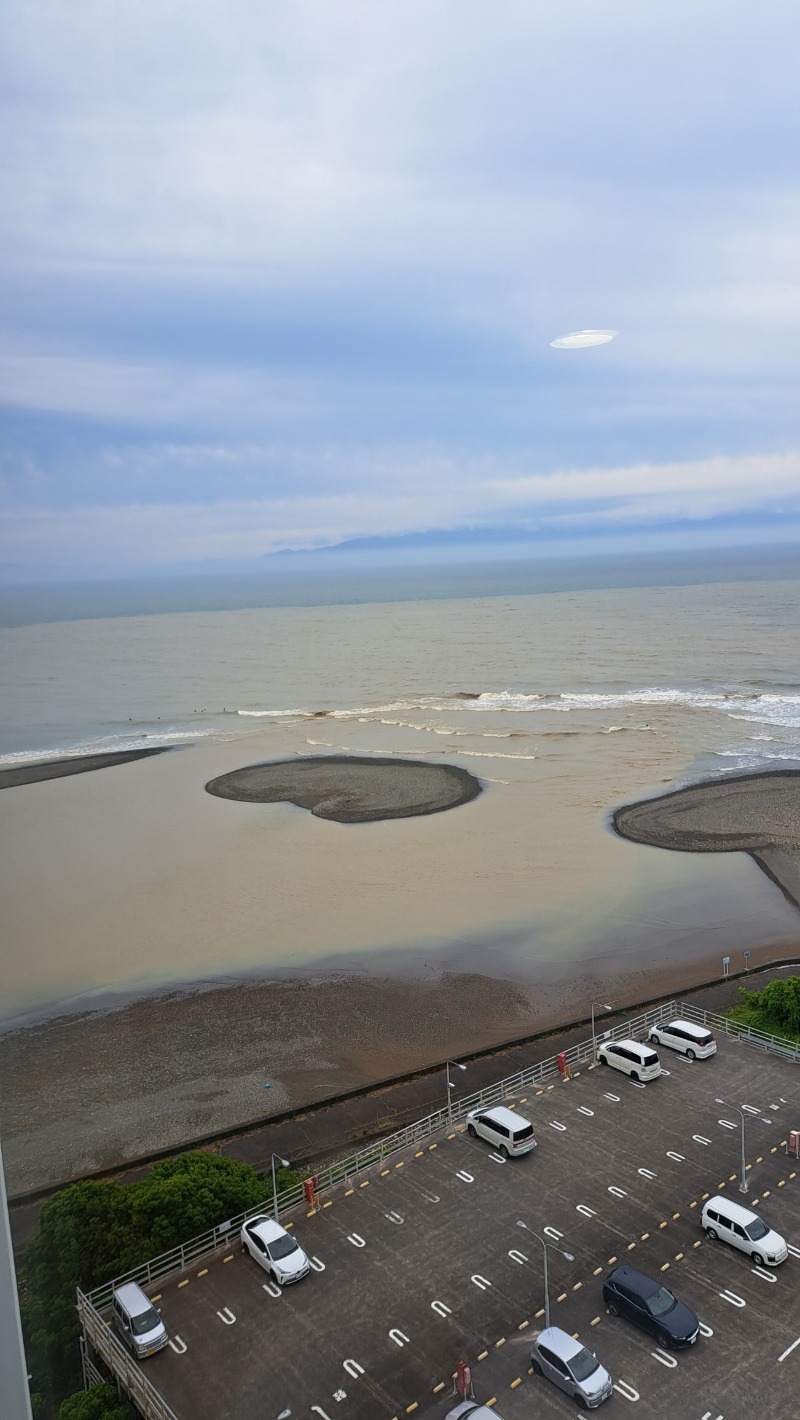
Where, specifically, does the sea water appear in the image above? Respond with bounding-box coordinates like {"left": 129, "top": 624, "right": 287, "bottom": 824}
{"left": 1, "top": 546, "right": 799, "bottom": 1019}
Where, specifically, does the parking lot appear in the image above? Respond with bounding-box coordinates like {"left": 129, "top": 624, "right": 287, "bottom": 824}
{"left": 122, "top": 1028, "right": 800, "bottom": 1419}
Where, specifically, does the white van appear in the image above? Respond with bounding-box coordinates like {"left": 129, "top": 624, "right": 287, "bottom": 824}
{"left": 596, "top": 1039, "right": 661, "bottom": 1082}
{"left": 465, "top": 1104, "right": 537, "bottom": 1157}
{"left": 111, "top": 1281, "right": 169, "bottom": 1358}
{"left": 701, "top": 1196, "right": 788, "bottom": 1266}
{"left": 649, "top": 1019, "right": 716, "bottom": 1059}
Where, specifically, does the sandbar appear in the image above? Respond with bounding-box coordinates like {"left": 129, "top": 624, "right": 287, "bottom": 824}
{"left": 0, "top": 746, "right": 171, "bottom": 790}
{"left": 613, "top": 769, "right": 800, "bottom": 909}
{"left": 205, "top": 753, "right": 482, "bottom": 823}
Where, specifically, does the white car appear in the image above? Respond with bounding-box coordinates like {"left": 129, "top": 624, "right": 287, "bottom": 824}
{"left": 596, "top": 1039, "right": 661, "bottom": 1081}
{"left": 446, "top": 1405, "right": 506, "bottom": 1419}
{"left": 240, "top": 1215, "right": 310, "bottom": 1285}
{"left": 649, "top": 1019, "right": 716, "bottom": 1059}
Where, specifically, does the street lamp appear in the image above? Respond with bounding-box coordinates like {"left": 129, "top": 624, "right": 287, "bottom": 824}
{"left": 516, "top": 1219, "right": 575, "bottom": 1329}
{"left": 446, "top": 1060, "right": 467, "bottom": 1122}
{"left": 591, "top": 1002, "right": 613, "bottom": 1062}
{"left": 271, "top": 1153, "right": 290, "bottom": 1219}
{"left": 715, "top": 1098, "right": 748, "bottom": 1193}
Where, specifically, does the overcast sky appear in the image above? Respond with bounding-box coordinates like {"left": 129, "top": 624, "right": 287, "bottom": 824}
{"left": 2, "top": 1, "right": 800, "bottom": 571}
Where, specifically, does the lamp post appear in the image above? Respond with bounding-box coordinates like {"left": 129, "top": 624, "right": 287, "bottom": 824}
{"left": 516, "top": 1219, "right": 575, "bottom": 1329}
{"left": 715, "top": 1099, "right": 748, "bottom": 1193}
{"left": 446, "top": 1060, "right": 467, "bottom": 1122}
{"left": 591, "top": 1002, "right": 613, "bottom": 1061}
{"left": 271, "top": 1153, "right": 290, "bottom": 1219}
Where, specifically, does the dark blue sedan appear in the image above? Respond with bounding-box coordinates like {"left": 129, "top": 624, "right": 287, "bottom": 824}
{"left": 603, "top": 1265, "right": 700, "bottom": 1348}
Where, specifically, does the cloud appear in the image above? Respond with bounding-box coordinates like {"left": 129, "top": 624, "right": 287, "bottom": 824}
{"left": 2, "top": 447, "right": 798, "bottom": 568}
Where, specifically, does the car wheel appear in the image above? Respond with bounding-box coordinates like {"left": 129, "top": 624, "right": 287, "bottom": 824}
{"left": 630, "top": 1070, "right": 640, "bottom": 1082}
{"left": 656, "top": 1331, "right": 671, "bottom": 1350}
{"left": 499, "top": 1144, "right": 510, "bottom": 1159}
{"left": 576, "top": 1397, "right": 588, "bottom": 1410}
{"left": 467, "top": 1123, "right": 477, "bottom": 1137}
{"left": 530, "top": 1359, "right": 542, "bottom": 1376}
{"left": 706, "top": 1226, "right": 718, "bottom": 1240}
{"left": 649, "top": 1032, "right": 659, "bottom": 1044}
{"left": 752, "top": 1252, "right": 764, "bottom": 1266}
{"left": 599, "top": 1054, "right": 608, "bottom": 1065}
{"left": 607, "top": 1300, "right": 620, "bottom": 1317}
{"left": 686, "top": 1048, "right": 696, "bottom": 1061}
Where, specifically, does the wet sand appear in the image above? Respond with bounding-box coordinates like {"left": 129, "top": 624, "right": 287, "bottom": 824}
{"left": 206, "top": 754, "right": 481, "bottom": 822}
{"left": 613, "top": 770, "right": 800, "bottom": 908}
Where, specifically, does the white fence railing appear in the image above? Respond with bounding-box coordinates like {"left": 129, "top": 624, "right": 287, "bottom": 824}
{"left": 78, "top": 994, "right": 798, "bottom": 1409}
{"left": 77, "top": 1291, "right": 179, "bottom": 1420}
{"left": 678, "top": 1000, "right": 800, "bottom": 1060}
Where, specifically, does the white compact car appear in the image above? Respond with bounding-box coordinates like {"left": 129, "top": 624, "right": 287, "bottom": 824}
{"left": 596, "top": 1039, "right": 661, "bottom": 1082}
{"left": 649, "top": 1019, "right": 716, "bottom": 1059}
{"left": 240, "top": 1215, "right": 310, "bottom": 1285}
{"left": 702, "top": 1196, "right": 788, "bottom": 1266}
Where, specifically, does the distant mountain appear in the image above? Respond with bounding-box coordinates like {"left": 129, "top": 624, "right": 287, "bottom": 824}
{"left": 264, "top": 525, "right": 541, "bottom": 557}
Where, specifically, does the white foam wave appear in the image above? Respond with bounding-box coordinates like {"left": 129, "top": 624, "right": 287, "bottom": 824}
{"left": 454, "top": 749, "right": 537, "bottom": 761}
{"left": 0, "top": 727, "right": 215, "bottom": 768}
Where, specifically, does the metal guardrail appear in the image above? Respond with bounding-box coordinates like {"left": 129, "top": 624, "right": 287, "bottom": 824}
{"left": 677, "top": 1001, "right": 800, "bottom": 1060}
{"left": 78, "top": 993, "right": 799, "bottom": 1411}
{"left": 84, "top": 998, "right": 684, "bottom": 1314}
{"left": 77, "top": 1291, "right": 179, "bottom": 1420}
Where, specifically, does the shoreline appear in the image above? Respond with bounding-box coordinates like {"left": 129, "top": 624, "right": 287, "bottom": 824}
{"left": 613, "top": 768, "right": 800, "bottom": 908}
{"left": 0, "top": 745, "right": 174, "bottom": 790}
{"left": 2, "top": 932, "right": 799, "bottom": 1198}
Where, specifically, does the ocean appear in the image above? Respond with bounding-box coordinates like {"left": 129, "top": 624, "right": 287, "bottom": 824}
{"left": 2, "top": 546, "right": 800, "bottom": 1189}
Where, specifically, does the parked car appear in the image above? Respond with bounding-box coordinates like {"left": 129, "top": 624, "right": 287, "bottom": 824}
{"left": 446, "top": 1404, "right": 506, "bottom": 1419}
{"left": 596, "top": 1039, "right": 661, "bottom": 1082}
{"left": 111, "top": 1281, "right": 169, "bottom": 1358}
{"left": 702, "top": 1195, "right": 788, "bottom": 1266}
{"left": 530, "top": 1325, "right": 613, "bottom": 1408}
{"left": 240, "top": 1215, "right": 310, "bottom": 1285}
{"left": 465, "top": 1104, "right": 537, "bottom": 1157}
{"left": 649, "top": 1019, "right": 716, "bottom": 1059}
{"left": 603, "top": 1265, "right": 699, "bottom": 1348}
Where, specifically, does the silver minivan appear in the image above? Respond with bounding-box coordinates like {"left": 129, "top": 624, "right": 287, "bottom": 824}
{"left": 701, "top": 1195, "right": 788, "bottom": 1266}
{"left": 596, "top": 1039, "right": 661, "bottom": 1082}
{"left": 111, "top": 1281, "right": 169, "bottom": 1358}
{"left": 531, "top": 1325, "right": 613, "bottom": 1408}
{"left": 465, "top": 1104, "right": 537, "bottom": 1157}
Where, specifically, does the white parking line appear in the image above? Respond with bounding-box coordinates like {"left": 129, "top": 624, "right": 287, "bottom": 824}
{"left": 718, "top": 1289, "right": 746, "bottom": 1308}
{"left": 751, "top": 1265, "right": 777, "bottom": 1283}
{"left": 718, "top": 1119, "right": 737, "bottom": 1130}
{"left": 693, "top": 1134, "right": 712, "bottom": 1146}
{"left": 666, "top": 1151, "right": 686, "bottom": 1162}
{"left": 778, "top": 1336, "right": 800, "bottom": 1363}
{"left": 613, "top": 1380, "right": 640, "bottom": 1401}
{"left": 550, "top": 1120, "right": 567, "bottom": 1131}
{"left": 603, "top": 1092, "right": 621, "bottom": 1102}
{"left": 651, "top": 1347, "right": 677, "bottom": 1368}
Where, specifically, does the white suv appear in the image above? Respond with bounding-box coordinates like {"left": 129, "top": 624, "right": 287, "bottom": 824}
{"left": 649, "top": 1019, "right": 716, "bottom": 1059}
{"left": 596, "top": 1039, "right": 661, "bottom": 1081}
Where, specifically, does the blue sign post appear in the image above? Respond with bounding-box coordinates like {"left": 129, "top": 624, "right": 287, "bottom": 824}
{"left": 722, "top": 955, "right": 730, "bottom": 978}
{"left": 743, "top": 950, "right": 751, "bottom": 972}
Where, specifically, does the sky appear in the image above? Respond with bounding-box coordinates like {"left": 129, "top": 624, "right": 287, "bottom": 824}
{"left": 2, "top": 1, "right": 800, "bottom": 573}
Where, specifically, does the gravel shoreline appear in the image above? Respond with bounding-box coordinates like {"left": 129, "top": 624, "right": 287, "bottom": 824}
{"left": 613, "top": 769, "right": 800, "bottom": 908}
{"left": 0, "top": 746, "right": 172, "bottom": 790}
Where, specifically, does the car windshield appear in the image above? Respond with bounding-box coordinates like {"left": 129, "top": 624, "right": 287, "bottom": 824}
{"left": 642, "top": 1052, "right": 659, "bottom": 1066}
{"left": 131, "top": 1307, "right": 160, "bottom": 1337}
{"left": 569, "top": 1347, "right": 600, "bottom": 1382}
{"left": 268, "top": 1235, "right": 299, "bottom": 1260}
{"left": 645, "top": 1286, "right": 676, "bottom": 1317}
{"left": 745, "top": 1218, "right": 769, "bottom": 1241}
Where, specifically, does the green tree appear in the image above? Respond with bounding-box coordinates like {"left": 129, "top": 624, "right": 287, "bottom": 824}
{"left": 129, "top": 1152, "right": 265, "bottom": 1252}
{"left": 58, "top": 1383, "right": 130, "bottom": 1420}
{"left": 23, "top": 1152, "right": 266, "bottom": 1408}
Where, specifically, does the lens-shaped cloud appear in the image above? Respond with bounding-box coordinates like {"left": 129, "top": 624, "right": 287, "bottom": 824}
{"left": 550, "top": 329, "right": 618, "bottom": 349}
